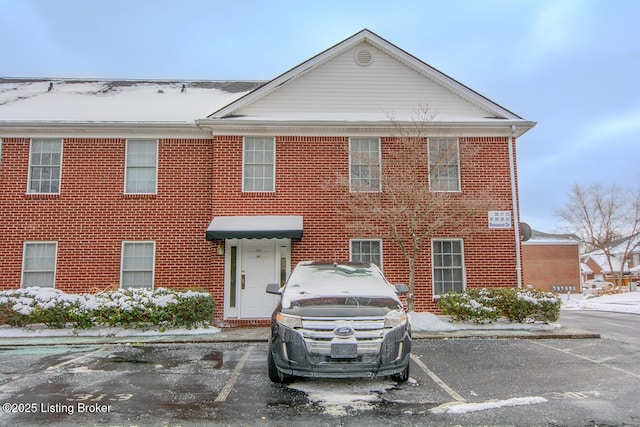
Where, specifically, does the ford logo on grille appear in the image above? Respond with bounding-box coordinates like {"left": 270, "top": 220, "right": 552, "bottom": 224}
{"left": 334, "top": 326, "right": 354, "bottom": 337}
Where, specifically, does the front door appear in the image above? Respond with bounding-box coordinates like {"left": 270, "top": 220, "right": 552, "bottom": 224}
{"left": 225, "top": 239, "right": 290, "bottom": 319}
{"left": 240, "top": 241, "right": 278, "bottom": 318}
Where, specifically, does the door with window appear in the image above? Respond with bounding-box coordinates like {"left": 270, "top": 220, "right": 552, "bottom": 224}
{"left": 225, "top": 239, "right": 290, "bottom": 319}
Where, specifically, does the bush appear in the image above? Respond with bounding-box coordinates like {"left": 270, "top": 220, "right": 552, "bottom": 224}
{"left": 0, "top": 287, "right": 215, "bottom": 330}
{"left": 438, "top": 287, "right": 561, "bottom": 323}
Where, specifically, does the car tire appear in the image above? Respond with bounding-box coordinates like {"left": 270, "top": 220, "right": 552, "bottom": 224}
{"left": 390, "top": 363, "right": 410, "bottom": 383}
{"left": 268, "top": 349, "right": 294, "bottom": 384}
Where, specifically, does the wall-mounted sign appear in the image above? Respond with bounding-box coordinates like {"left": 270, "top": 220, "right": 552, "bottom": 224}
{"left": 488, "top": 211, "right": 512, "bottom": 229}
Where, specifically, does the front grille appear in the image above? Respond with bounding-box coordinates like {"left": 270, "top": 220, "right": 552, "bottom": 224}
{"left": 298, "top": 317, "right": 386, "bottom": 356}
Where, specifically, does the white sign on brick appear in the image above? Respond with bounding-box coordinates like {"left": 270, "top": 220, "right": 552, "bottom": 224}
{"left": 488, "top": 211, "right": 512, "bottom": 229}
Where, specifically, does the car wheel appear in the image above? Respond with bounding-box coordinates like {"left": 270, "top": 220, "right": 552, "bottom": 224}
{"left": 390, "top": 364, "right": 410, "bottom": 383}
{"left": 268, "top": 349, "right": 294, "bottom": 384}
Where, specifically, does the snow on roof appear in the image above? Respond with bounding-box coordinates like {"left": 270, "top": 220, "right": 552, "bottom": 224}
{"left": 0, "top": 79, "right": 263, "bottom": 123}
{"left": 524, "top": 229, "right": 581, "bottom": 245}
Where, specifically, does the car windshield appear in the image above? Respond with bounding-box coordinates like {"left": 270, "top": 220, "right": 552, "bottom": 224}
{"left": 280, "top": 262, "right": 402, "bottom": 316}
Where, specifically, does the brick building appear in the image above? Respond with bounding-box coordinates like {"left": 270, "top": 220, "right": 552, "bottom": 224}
{"left": 522, "top": 230, "right": 581, "bottom": 293}
{"left": 0, "top": 30, "right": 535, "bottom": 325}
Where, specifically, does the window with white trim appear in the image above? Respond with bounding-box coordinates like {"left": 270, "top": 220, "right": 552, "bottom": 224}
{"left": 349, "top": 137, "right": 381, "bottom": 192}
{"left": 125, "top": 139, "right": 157, "bottom": 194}
{"left": 432, "top": 239, "right": 465, "bottom": 295}
{"left": 28, "top": 138, "right": 62, "bottom": 194}
{"left": 22, "top": 242, "right": 57, "bottom": 288}
{"left": 243, "top": 136, "right": 275, "bottom": 191}
{"left": 429, "top": 138, "right": 460, "bottom": 192}
{"left": 350, "top": 239, "right": 382, "bottom": 268}
{"left": 121, "top": 241, "right": 155, "bottom": 289}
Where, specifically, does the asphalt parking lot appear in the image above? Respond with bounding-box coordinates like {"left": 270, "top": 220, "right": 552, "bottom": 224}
{"left": 1, "top": 330, "right": 639, "bottom": 427}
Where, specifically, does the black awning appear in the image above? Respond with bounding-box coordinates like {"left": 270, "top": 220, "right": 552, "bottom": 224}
{"left": 206, "top": 215, "right": 303, "bottom": 240}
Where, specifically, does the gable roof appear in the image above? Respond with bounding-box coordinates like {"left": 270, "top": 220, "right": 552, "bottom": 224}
{"left": 0, "top": 29, "right": 534, "bottom": 138}
{"left": 199, "top": 29, "right": 535, "bottom": 137}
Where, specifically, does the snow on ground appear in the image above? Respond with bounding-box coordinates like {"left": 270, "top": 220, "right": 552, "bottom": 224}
{"left": 288, "top": 379, "right": 397, "bottom": 416}
{"left": 430, "top": 396, "right": 548, "bottom": 414}
{"left": 560, "top": 291, "right": 640, "bottom": 315}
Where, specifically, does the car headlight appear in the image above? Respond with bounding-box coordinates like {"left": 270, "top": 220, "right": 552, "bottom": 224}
{"left": 276, "top": 312, "right": 303, "bottom": 329}
{"left": 384, "top": 310, "right": 407, "bottom": 328}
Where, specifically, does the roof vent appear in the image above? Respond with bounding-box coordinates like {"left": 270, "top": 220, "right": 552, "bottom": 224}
{"left": 354, "top": 48, "right": 374, "bottom": 67}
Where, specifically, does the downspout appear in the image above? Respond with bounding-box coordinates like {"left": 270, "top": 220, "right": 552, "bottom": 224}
{"left": 508, "top": 125, "right": 523, "bottom": 288}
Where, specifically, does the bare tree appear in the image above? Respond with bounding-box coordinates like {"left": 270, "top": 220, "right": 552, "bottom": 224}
{"left": 556, "top": 183, "right": 640, "bottom": 285}
{"left": 334, "top": 108, "right": 501, "bottom": 311}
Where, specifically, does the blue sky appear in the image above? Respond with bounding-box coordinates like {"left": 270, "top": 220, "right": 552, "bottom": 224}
{"left": 1, "top": 0, "right": 639, "bottom": 232}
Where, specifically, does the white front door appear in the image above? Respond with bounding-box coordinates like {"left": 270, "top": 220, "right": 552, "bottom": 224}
{"left": 225, "top": 239, "right": 289, "bottom": 319}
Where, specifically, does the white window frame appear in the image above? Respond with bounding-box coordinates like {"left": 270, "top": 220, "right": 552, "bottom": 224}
{"left": 349, "top": 137, "right": 381, "bottom": 192}
{"left": 124, "top": 139, "right": 158, "bottom": 194}
{"left": 27, "top": 138, "right": 63, "bottom": 194}
{"left": 350, "top": 238, "right": 383, "bottom": 269}
{"left": 428, "top": 138, "right": 460, "bottom": 192}
{"left": 21, "top": 241, "right": 58, "bottom": 288}
{"left": 432, "top": 238, "right": 466, "bottom": 296}
{"left": 120, "top": 241, "right": 156, "bottom": 289}
{"left": 242, "top": 136, "right": 275, "bottom": 192}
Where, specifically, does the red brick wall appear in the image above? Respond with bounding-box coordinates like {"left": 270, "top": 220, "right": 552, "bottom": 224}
{"left": 1, "top": 134, "right": 521, "bottom": 322}
{"left": 0, "top": 137, "right": 215, "bottom": 293}
{"left": 522, "top": 243, "right": 581, "bottom": 292}
{"left": 211, "top": 135, "right": 520, "bottom": 316}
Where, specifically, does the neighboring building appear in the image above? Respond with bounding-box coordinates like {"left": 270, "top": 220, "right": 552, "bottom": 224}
{"left": 0, "top": 29, "right": 535, "bottom": 325}
{"left": 581, "top": 234, "right": 640, "bottom": 286}
{"left": 522, "top": 230, "right": 581, "bottom": 293}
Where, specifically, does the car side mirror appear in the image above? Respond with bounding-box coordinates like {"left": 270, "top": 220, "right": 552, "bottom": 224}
{"left": 394, "top": 284, "right": 409, "bottom": 295}
{"left": 266, "top": 283, "right": 282, "bottom": 295}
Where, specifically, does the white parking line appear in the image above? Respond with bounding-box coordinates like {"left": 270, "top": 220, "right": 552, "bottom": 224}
{"left": 46, "top": 347, "right": 106, "bottom": 371}
{"left": 214, "top": 343, "right": 256, "bottom": 403}
{"left": 411, "top": 354, "right": 466, "bottom": 402}
{"left": 531, "top": 341, "right": 640, "bottom": 379}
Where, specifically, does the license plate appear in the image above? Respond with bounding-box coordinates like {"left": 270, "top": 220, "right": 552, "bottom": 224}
{"left": 330, "top": 343, "right": 358, "bottom": 359}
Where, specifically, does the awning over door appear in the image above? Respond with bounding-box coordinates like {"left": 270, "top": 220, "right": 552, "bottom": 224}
{"left": 206, "top": 215, "right": 303, "bottom": 240}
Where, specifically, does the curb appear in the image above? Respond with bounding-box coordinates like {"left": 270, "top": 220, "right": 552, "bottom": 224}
{"left": 0, "top": 327, "right": 599, "bottom": 347}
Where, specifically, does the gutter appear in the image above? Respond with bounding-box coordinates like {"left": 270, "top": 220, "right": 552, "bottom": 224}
{"left": 508, "top": 125, "right": 523, "bottom": 288}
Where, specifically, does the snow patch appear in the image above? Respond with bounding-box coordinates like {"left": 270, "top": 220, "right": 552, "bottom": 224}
{"left": 431, "top": 396, "right": 548, "bottom": 414}
{"left": 288, "top": 379, "right": 396, "bottom": 416}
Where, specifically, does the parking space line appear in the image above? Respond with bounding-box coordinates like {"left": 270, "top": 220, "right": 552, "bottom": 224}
{"left": 46, "top": 346, "right": 105, "bottom": 371}
{"left": 411, "top": 354, "right": 466, "bottom": 402}
{"left": 531, "top": 341, "right": 640, "bottom": 379}
{"left": 214, "top": 343, "right": 256, "bottom": 403}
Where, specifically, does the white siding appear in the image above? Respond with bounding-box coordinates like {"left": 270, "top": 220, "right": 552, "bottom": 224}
{"left": 238, "top": 42, "right": 492, "bottom": 121}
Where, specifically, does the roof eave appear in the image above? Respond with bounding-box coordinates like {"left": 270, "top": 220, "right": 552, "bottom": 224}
{"left": 0, "top": 120, "right": 210, "bottom": 138}
{"left": 195, "top": 118, "right": 536, "bottom": 138}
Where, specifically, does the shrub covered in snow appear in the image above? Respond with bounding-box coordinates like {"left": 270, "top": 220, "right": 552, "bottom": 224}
{"left": 0, "top": 287, "right": 215, "bottom": 330}
{"left": 437, "top": 288, "right": 561, "bottom": 324}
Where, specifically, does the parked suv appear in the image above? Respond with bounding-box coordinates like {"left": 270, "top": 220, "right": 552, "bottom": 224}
{"left": 266, "top": 261, "right": 411, "bottom": 383}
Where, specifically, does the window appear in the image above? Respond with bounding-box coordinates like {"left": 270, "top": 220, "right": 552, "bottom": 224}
{"left": 125, "top": 139, "right": 157, "bottom": 194}
{"left": 22, "top": 242, "right": 57, "bottom": 288}
{"left": 351, "top": 239, "right": 382, "bottom": 268}
{"left": 121, "top": 241, "right": 155, "bottom": 289}
{"left": 243, "top": 136, "right": 275, "bottom": 191}
{"left": 28, "top": 138, "right": 62, "bottom": 194}
{"left": 429, "top": 138, "right": 460, "bottom": 192}
{"left": 349, "top": 137, "right": 381, "bottom": 192}
{"left": 432, "top": 239, "right": 465, "bottom": 295}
